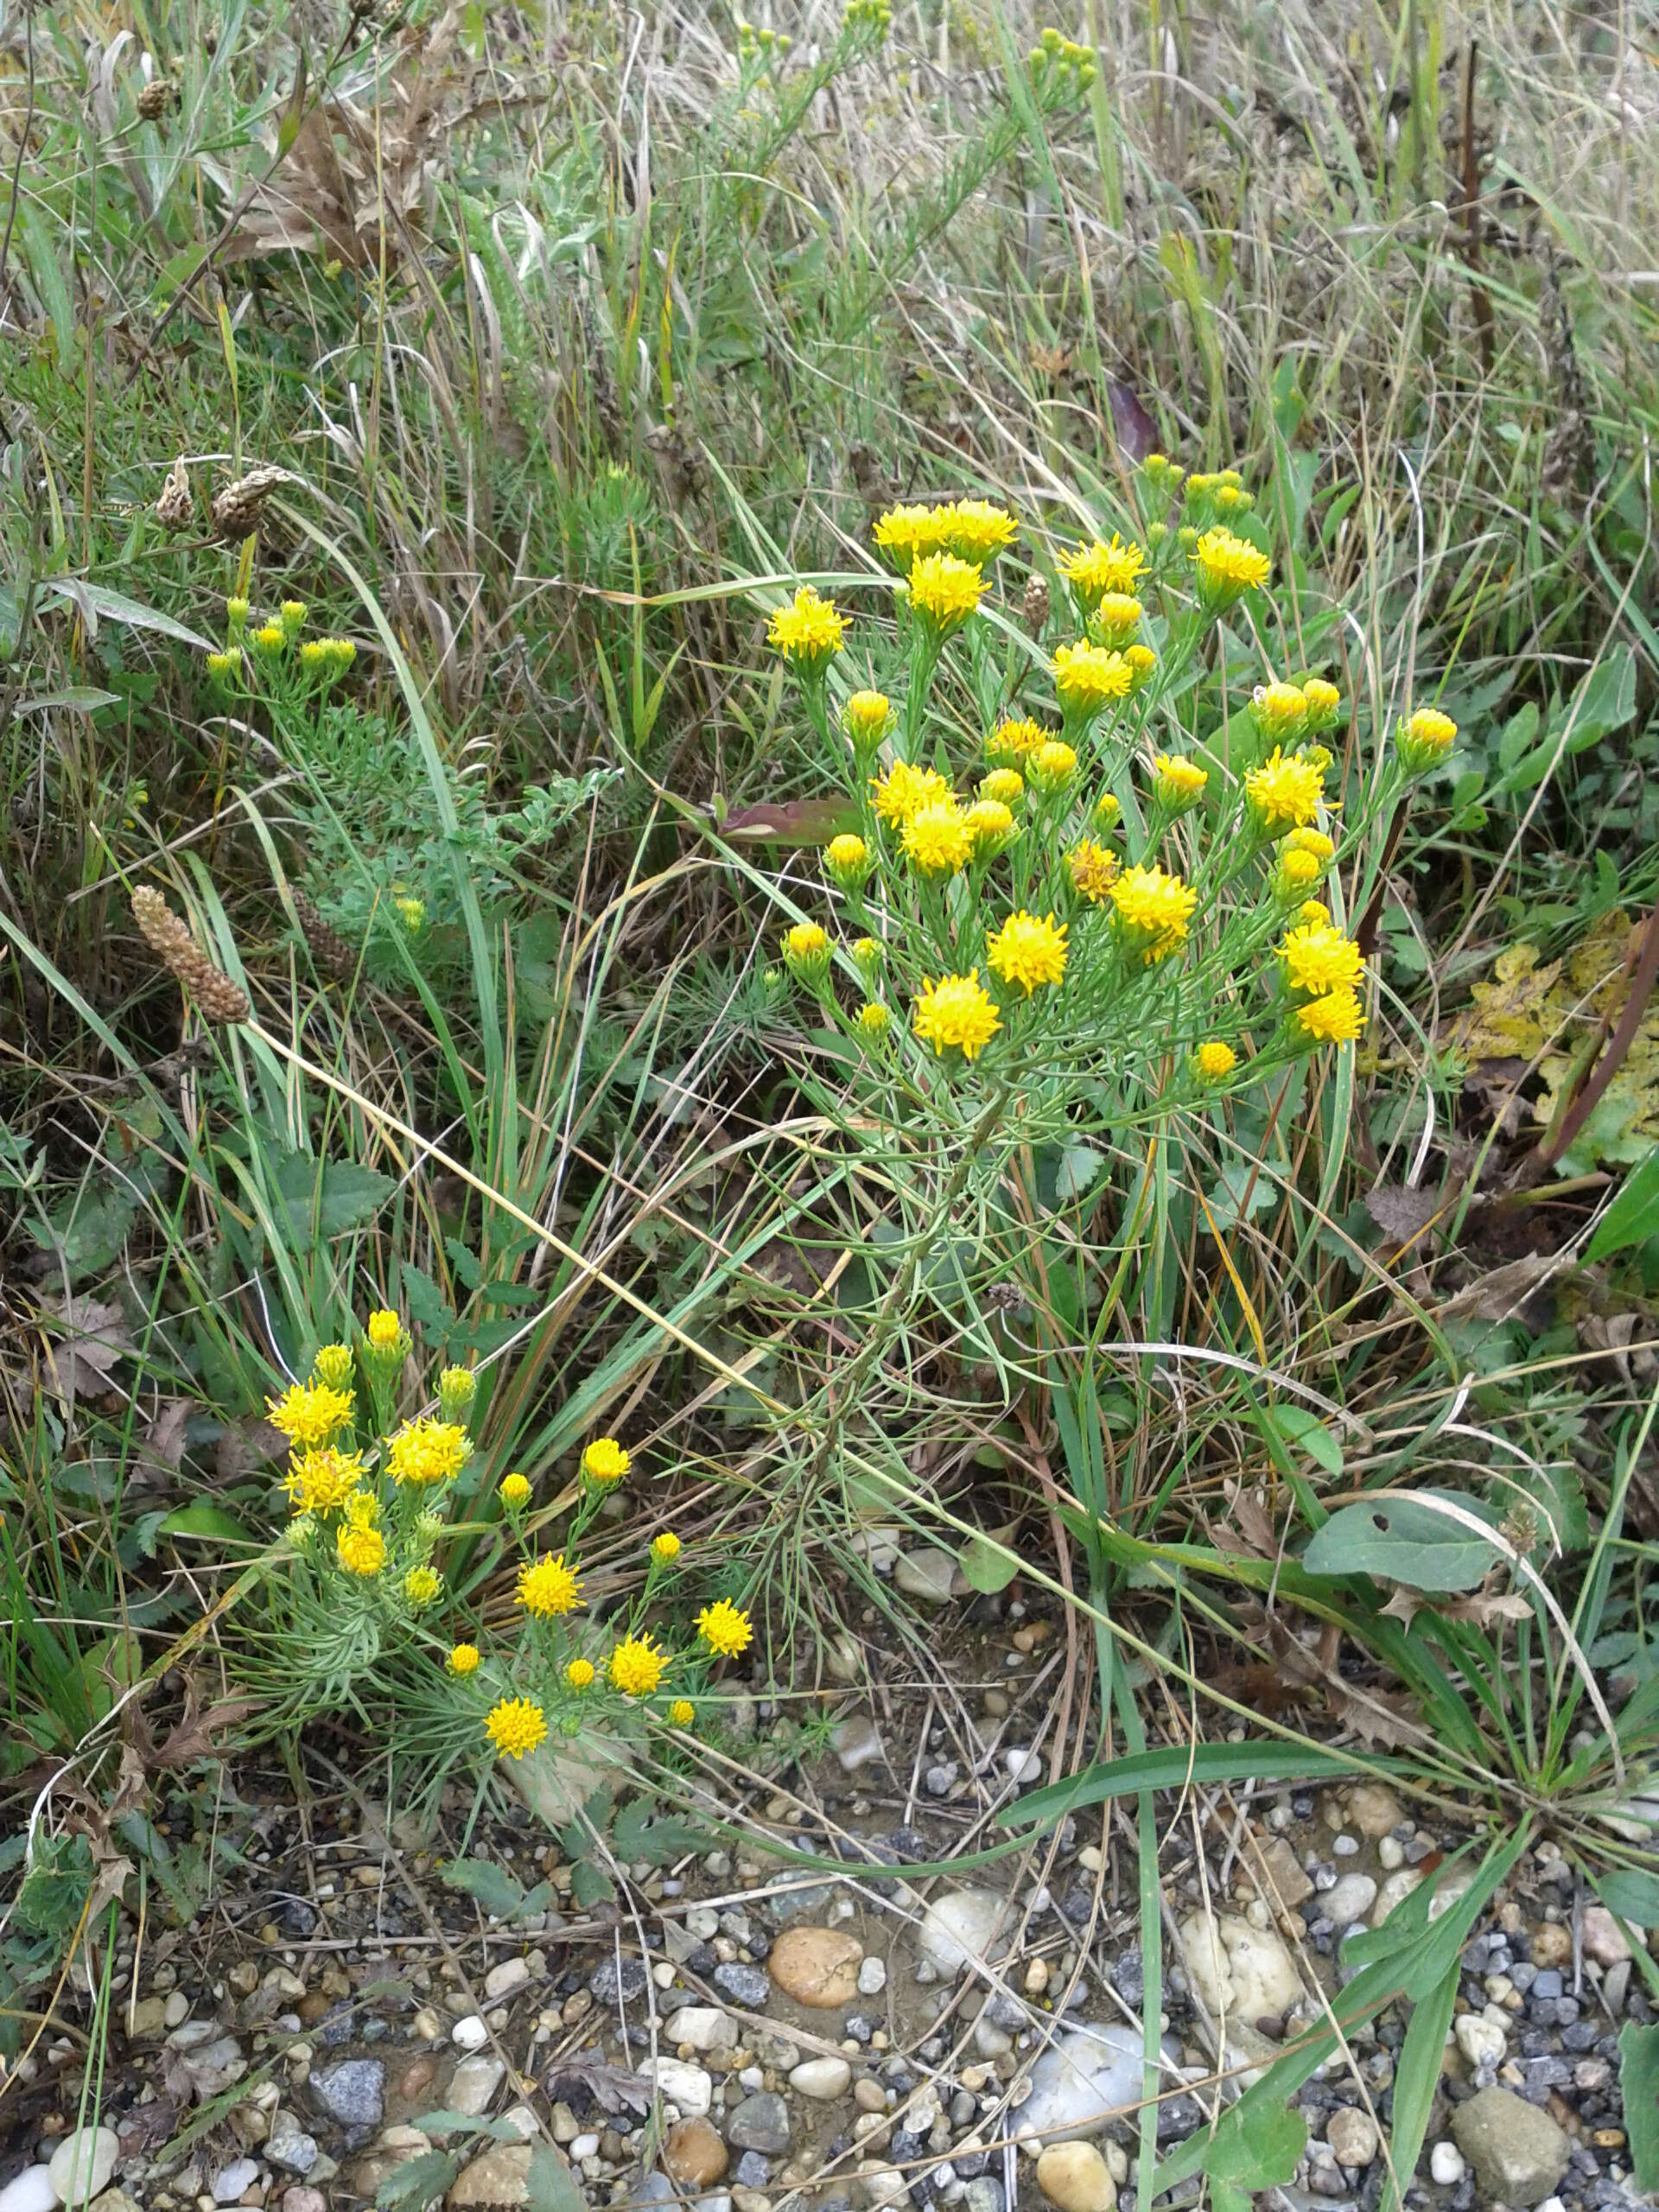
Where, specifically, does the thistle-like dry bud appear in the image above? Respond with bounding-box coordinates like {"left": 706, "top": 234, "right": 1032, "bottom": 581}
{"left": 1022, "top": 573, "right": 1051, "bottom": 636}
{"left": 210, "top": 465, "right": 296, "bottom": 537}
{"left": 156, "top": 455, "right": 192, "bottom": 530}
{"left": 290, "top": 888, "right": 360, "bottom": 982}
{"left": 131, "top": 887, "right": 251, "bottom": 1025}
{"left": 137, "top": 78, "right": 176, "bottom": 121}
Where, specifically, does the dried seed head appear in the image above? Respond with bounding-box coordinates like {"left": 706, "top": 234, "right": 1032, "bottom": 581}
{"left": 210, "top": 465, "right": 296, "bottom": 537}
{"left": 290, "top": 888, "right": 360, "bottom": 983}
{"left": 156, "top": 455, "right": 193, "bottom": 530}
{"left": 131, "top": 887, "right": 251, "bottom": 1025}
{"left": 1022, "top": 572, "right": 1051, "bottom": 636}
{"left": 137, "top": 78, "right": 176, "bottom": 121}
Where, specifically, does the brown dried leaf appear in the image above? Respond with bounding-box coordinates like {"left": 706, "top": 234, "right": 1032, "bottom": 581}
{"left": 1325, "top": 1679, "right": 1432, "bottom": 1750}
{"left": 716, "top": 797, "right": 861, "bottom": 846}
{"left": 1220, "top": 1478, "right": 1279, "bottom": 1560}
{"left": 41, "top": 1295, "right": 134, "bottom": 1408}
{"left": 1379, "top": 1569, "right": 1534, "bottom": 1633}
{"left": 1439, "top": 1251, "right": 1560, "bottom": 1321}
{"left": 1366, "top": 1182, "right": 1443, "bottom": 1252}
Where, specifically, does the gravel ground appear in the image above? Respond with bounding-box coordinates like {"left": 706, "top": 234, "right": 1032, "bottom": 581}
{"left": 2, "top": 1567, "right": 1648, "bottom": 2212}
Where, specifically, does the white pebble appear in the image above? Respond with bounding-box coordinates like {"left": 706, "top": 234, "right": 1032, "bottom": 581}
{"left": 569, "top": 2135, "right": 600, "bottom": 2160}
{"left": 0, "top": 2167, "right": 58, "bottom": 2212}
{"left": 858, "top": 1957, "right": 887, "bottom": 1997}
{"left": 1429, "top": 2143, "right": 1466, "bottom": 2186}
{"left": 1006, "top": 1748, "right": 1041, "bottom": 1783}
{"left": 1377, "top": 1835, "right": 1405, "bottom": 1870}
{"left": 451, "top": 2014, "right": 489, "bottom": 2050}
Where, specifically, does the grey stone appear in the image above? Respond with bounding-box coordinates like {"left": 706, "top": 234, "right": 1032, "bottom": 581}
{"left": 267, "top": 2113, "right": 321, "bottom": 2175}
{"left": 48, "top": 2134, "right": 120, "bottom": 2209}
{"left": 1451, "top": 2087, "right": 1570, "bottom": 2208}
{"left": 589, "top": 1955, "right": 650, "bottom": 2005}
{"left": 1014, "top": 2026, "right": 1141, "bottom": 2141}
{"left": 213, "top": 2159, "right": 260, "bottom": 2203}
{"left": 733, "top": 2155, "right": 772, "bottom": 2189}
{"left": 714, "top": 1963, "right": 772, "bottom": 2010}
{"left": 448, "top": 2056, "right": 507, "bottom": 2117}
{"left": 727, "top": 2094, "right": 791, "bottom": 2155}
{"left": 309, "top": 2058, "right": 386, "bottom": 2128}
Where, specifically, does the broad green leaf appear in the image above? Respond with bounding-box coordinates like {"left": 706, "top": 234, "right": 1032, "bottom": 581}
{"left": 959, "top": 1532, "right": 1020, "bottom": 1594}
{"left": 374, "top": 2148, "right": 458, "bottom": 2210}
{"left": 1260, "top": 1403, "right": 1344, "bottom": 1477}
{"left": 159, "top": 1501, "right": 252, "bottom": 1543}
{"left": 440, "top": 1859, "right": 524, "bottom": 1916}
{"left": 1593, "top": 1869, "right": 1659, "bottom": 1926}
{"left": 525, "top": 2146, "right": 585, "bottom": 2212}
{"left": 276, "top": 1155, "right": 395, "bottom": 1240}
{"left": 1054, "top": 1142, "right": 1106, "bottom": 1203}
{"left": 1589, "top": 1148, "right": 1659, "bottom": 1262}
{"left": 613, "top": 1796, "right": 708, "bottom": 1865}
{"left": 1619, "top": 2022, "right": 1659, "bottom": 2193}
{"left": 28, "top": 1181, "right": 138, "bottom": 1282}
{"left": 1567, "top": 646, "right": 1637, "bottom": 750}
{"left": 1303, "top": 1492, "right": 1498, "bottom": 1592}
{"left": 569, "top": 1859, "right": 613, "bottom": 1908}
{"left": 1382, "top": 1956, "right": 1459, "bottom": 2212}
{"left": 999, "top": 1741, "right": 1369, "bottom": 1828}
{"left": 45, "top": 580, "right": 213, "bottom": 651}
{"left": 14, "top": 688, "right": 121, "bottom": 714}
{"left": 1200, "top": 2096, "right": 1306, "bottom": 2191}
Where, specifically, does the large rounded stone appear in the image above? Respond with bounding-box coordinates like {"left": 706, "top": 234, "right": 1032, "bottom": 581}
{"left": 1179, "top": 1911, "right": 1300, "bottom": 2020}
{"left": 1035, "top": 2141, "right": 1115, "bottom": 2212}
{"left": 918, "top": 1890, "right": 1013, "bottom": 1977}
{"left": 1450, "top": 2087, "right": 1569, "bottom": 2208}
{"left": 48, "top": 2131, "right": 120, "bottom": 2207}
{"left": 663, "top": 2120, "right": 728, "bottom": 2189}
{"left": 768, "top": 1926, "right": 863, "bottom": 2008}
{"left": 446, "top": 2146, "right": 532, "bottom": 2208}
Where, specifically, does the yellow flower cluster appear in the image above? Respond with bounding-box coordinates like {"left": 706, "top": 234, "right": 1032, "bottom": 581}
{"left": 267, "top": 1381, "right": 355, "bottom": 1449}
{"left": 1058, "top": 533, "right": 1147, "bottom": 607}
{"left": 767, "top": 584, "right": 846, "bottom": 669}
{"left": 874, "top": 498, "right": 1018, "bottom": 570}
{"left": 907, "top": 553, "right": 986, "bottom": 630}
{"left": 913, "top": 970, "right": 1001, "bottom": 1060}
{"left": 385, "top": 1417, "right": 470, "bottom": 1486}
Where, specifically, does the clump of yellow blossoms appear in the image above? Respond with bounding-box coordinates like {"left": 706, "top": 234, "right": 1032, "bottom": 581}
{"left": 987, "top": 911, "right": 1068, "bottom": 995}
{"left": 1152, "top": 753, "right": 1208, "bottom": 810}
{"left": 872, "top": 760, "right": 951, "bottom": 823}
{"left": 268, "top": 1381, "right": 355, "bottom": 1449}
{"left": 767, "top": 584, "right": 845, "bottom": 671}
{"left": 1397, "top": 704, "right": 1458, "bottom": 774}
{"left": 582, "top": 1437, "right": 630, "bottom": 1486}
{"left": 979, "top": 769, "right": 1024, "bottom": 807}
{"left": 1068, "top": 840, "right": 1119, "bottom": 903}
{"left": 386, "top": 1417, "right": 469, "bottom": 1486}
{"left": 1053, "top": 639, "right": 1132, "bottom": 723}
{"left": 610, "top": 1635, "right": 671, "bottom": 1695}
{"left": 856, "top": 1001, "right": 891, "bottom": 1036}
{"left": 1110, "top": 865, "right": 1198, "bottom": 963}
{"left": 1194, "top": 1040, "right": 1238, "bottom": 1082}
{"left": 906, "top": 552, "right": 986, "bottom": 635}
{"left": 517, "top": 1553, "right": 583, "bottom": 1618}
{"left": 499, "top": 1471, "right": 531, "bottom": 1508}
{"left": 651, "top": 1532, "right": 682, "bottom": 1565}
{"left": 696, "top": 1599, "right": 755, "bottom": 1657}
{"left": 486, "top": 1698, "right": 548, "bottom": 1759}
{"left": 902, "top": 799, "right": 974, "bottom": 877}
{"left": 1245, "top": 747, "right": 1327, "bottom": 833}
{"left": 1279, "top": 921, "right": 1365, "bottom": 996}
{"left": 285, "top": 1445, "right": 365, "bottom": 1514}
{"left": 1192, "top": 525, "right": 1271, "bottom": 610}
{"left": 448, "top": 1643, "right": 480, "bottom": 1675}
{"left": 988, "top": 718, "right": 1046, "bottom": 766}
{"left": 1058, "top": 533, "right": 1146, "bottom": 608}
{"left": 913, "top": 970, "right": 1001, "bottom": 1060}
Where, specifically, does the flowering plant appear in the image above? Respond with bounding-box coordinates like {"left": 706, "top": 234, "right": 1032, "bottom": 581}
{"left": 752, "top": 459, "right": 1455, "bottom": 1171}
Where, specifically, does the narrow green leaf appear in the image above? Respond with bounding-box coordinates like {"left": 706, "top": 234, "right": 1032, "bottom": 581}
{"left": 1619, "top": 2022, "right": 1659, "bottom": 2193}
{"left": 159, "top": 1501, "right": 253, "bottom": 1543}
{"left": 998, "top": 1741, "right": 1369, "bottom": 1827}
{"left": 1589, "top": 1149, "right": 1659, "bottom": 1262}
{"left": 1381, "top": 1956, "right": 1459, "bottom": 2212}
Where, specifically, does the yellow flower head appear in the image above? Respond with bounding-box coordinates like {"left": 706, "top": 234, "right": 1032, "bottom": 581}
{"left": 871, "top": 760, "right": 950, "bottom": 823}
{"left": 874, "top": 502, "right": 950, "bottom": 571}
{"left": 651, "top": 1531, "right": 682, "bottom": 1565}
{"left": 365, "top": 1308, "right": 403, "bottom": 1350}
{"left": 1399, "top": 705, "right": 1458, "bottom": 773}
{"left": 987, "top": 911, "right": 1068, "bottom": 995}
{"left": 901, "top": 798, "right": 975, "bottom": 878}
{"left": 1192, "top": 526, "right": 1272, "bottom": 609}
{"left": 280, "top": 600, "right": 308, "bottom": 637}
{"left": 1300, "top": 899, "right": 1332, "bottom": 929}
{"left": 1300, "top": 676, "right": 1342, "bottom": 730}
{"left": 1124, "top": 643, "right": 1158, "bottom": 691}
{"left": 1285, "top": 826, "right": 1335, "bottom": 861}
{"left": 267, "top": 1381, "right": 355, "bottom": 1449}
{"left": 855, "top": 1001, "right": 891, "bottom": 1037}
{"left": 582, "top": 1437, "right": 630, "bottom": 1488}
{"left": 395, "top": 894, "right": 425, "bottom": 931}
{"left": 1094, "top": 792, "right": 1122, "bottom": 830}
{"left": 1027, "top": 739, "right": 1079, "bottom": 795}
{"left": 1058, "top": 533, "right": 1147, "bottom": 607}
{"left": 1296, "top": 989, "right": 1366, "bottom": 1046}
{"left": 1067, "top": 839, "right": 1120, "bottom": 904}
{"left": 517, "top": 1553, "right": 583, "bottom": 1618}
{"left": 566, "top": 1658, "right": 595, "bottom": 1691}
{"left": 344, "top": 1488, "right": 379, "bottom": 1529}
{"left": 609, "top": 1635, "right": 671, "bottom": 1695}
{"left": 823, "top": 833, "right": 871, "bottom": 889}
{"left": 1280, "top": 922, "right": 1365, "bottom": 996}
{"left": 987, "top": 718, "right": 1048, "bottom": 766}
{"left": 844, "top": 690, "right": 893, "bottom": 750}
{"left": 254, "top": 622, "right": 286, "bottom": 654}
{"left": 486, "top": 1697, "right": 548, "bottom": 1759}
{"left": 767, "top": 584, "right": 846, "bottom": 671}
{"left": 439, "top": 1365, "right": 476, "bottom": 1421}
{"left": 941, "top": 499, "right": 1019, "bottom": 563}
{"left": 1245, "top": 747, "right": 1326, "bottom": 832}
{"left": 1249, "top": 681, "right": 1308, "bottom": 743}
{"left": 965, "top": 798, "right": 1016, "bottom": 855}
{"left": 784, "top": 920, "right": 829, "bottom": 961}
{"left": 1052, "top": 639, "right": 1133, "bottom": 716}
{"left": 913, "top": 970, "right": 1001, "bottom": 1060}
{"left": 226, "top": 596, "right": 251, "bottom": 629}
{"left": 1193, "top": 1040, "right": 1237, "bottom": 1082}
{"left": 978, "top": 769, "right": 1024, "bottom": 807}
{"left": 405, "top": 1565, "right": 442, "bottom": 1607}
{"left": 1109, "top": 864, "right": 1198, "bottom": 962}
{"left": 386, "top": 1417, "right": 470, "bottom": 1486}
{"left": 853, "top": 936, "right": 884, "bottom": 979}
{"left": 311, "top": 1345, "right": 350, "bottom": 1394}
{"left": 1090, "top": 592, "right": 1142, "bottom": 645}
{"left": 284, "top": 1445, "right": 366, "bottom": 1515}
{"left": 696, "top": 1598, "right": 754, "bottom": 1657}
{"left": 206, "top": 649, "right": 242, "bottom": 681}
{"left": 447, "top": 1643, "right": 480, "bottom": 1675}
{"left": 336, "top": 1521, "right": 386, "bottom": 1577}
{"left": 499, "top": 1471, "right": 531, "bottom": 1508}
{"left": 1152, "top": 753, "right": 1209, "bottom": 808}
{"left": 1277, "top": 846, "right": 1325, "bottom": 894}
{"left": 906, "top": 552, "right": 985, "bottom": 632}
{"left": 668, "top": 1699, "right": 696, "bottom": 1728}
